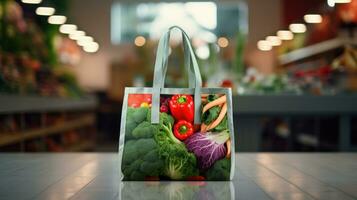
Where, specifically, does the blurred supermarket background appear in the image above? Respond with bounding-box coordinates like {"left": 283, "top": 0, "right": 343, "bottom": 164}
{"left": 1, "top": 0, "right": 357, "bottom": 152}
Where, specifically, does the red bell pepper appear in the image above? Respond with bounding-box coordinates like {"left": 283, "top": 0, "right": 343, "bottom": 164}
{"left": 169, "top": 94, "right": 194, "bottom": 122}
{"left": 174, "top": 120, "right": 194, "bottom": 141}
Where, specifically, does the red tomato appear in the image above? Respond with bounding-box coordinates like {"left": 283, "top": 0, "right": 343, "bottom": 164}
{"left": 128, "top": 94, "right": 152, "bottom": 107}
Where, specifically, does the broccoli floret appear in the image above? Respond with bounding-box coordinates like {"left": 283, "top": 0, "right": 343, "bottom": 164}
{"left": 154, "top": 112, "right": 181, "bottom": 145}
{"left": 122, "top": 141, "right": 138, "bottom": 165}
{"left": 143, "top": 149, "right": 160, "bottom": 162}
{"left": 136, "top": 138, "right": 156, "bottom": 154}
{"left": 126, "top": 107, "right": 136, "bottom": 119}
{"left": 125, "top": 120, "right": 137, "bottom": 140}
{"left": 140, "top": 159, "right": 164, "bottom": 176}
{"left": 132, "top": 121, "right": 158, "bottom": 139}
{"left": 132, "top": 107, "right": 149, "bottom": 124}
{"left": 122, "top": 138, "right": 165, "bottom": 180}
{"left": 164, "top": 153, "right": 198, "bottom": 180}
{"left": 206, "top": 158, "right": 231, "bottom": 181}
{"left": 159, "top": 112, "right": 174, "bottom": 127}
{"left": 153, "top": 113, "right": 199, "bottom": 180}
{"left": 130, "top": 171, "right": 146, "bottom": 180}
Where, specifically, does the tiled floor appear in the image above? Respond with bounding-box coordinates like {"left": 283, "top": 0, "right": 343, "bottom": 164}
{"left": 0, "top": 153, "right": 356, "bottom": 200}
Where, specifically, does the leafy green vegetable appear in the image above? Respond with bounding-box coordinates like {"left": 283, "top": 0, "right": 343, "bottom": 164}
{"left": 132, "top": 121, "right": 158, "bottom": 139}
{"left": 132, "top": 107, "right": 149, "bottom": 124}
{"left": 206, "top": 158, "right": 231, "bottom": 181}
{"left": 202, "top": 106, "right": 221, "bottom": 125}
{"left": 213, "top": 115, "right": 228, "bottom": 132}
{"left": 154, "top": 112, "right": 199, "bottom": 180}
{"left": 122, "top": 138, "right": 164, "bottom": 180}
{"left": 122, "top": 107, "right": 165, "bottom": 180}
{"left": 123, "top": 107, "right": 198, "bottom": 180}
{"left": 207, "top": 94, "right": 218, "bottom": 102}
{"left": 125, "top": 107, "right": 150, "bottom": 140}
{"left": 202, "top": 94, "right": 222, "bottom": 125}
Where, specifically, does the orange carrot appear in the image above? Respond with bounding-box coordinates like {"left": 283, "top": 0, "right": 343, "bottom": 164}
{"left": 201, "top": 123, "right": 208, "bottom": 133}
{"left": 226, "top": 139, "right": 231, "bottom": 158}
{"left": 202, "top": 95, "right": 226, "bottom": 113}
{"left": 206, "top": 103, "right": 227, "bottom": 131}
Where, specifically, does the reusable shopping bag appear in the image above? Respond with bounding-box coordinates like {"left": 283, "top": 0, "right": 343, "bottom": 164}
{"left": 118, "top": 26, "right": 235, "bottom": 181}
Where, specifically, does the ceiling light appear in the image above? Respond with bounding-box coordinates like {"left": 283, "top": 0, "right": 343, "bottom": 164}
{"left": 334, "top": 0, "right": 351, "bottom": 3}
{"left": 134, "top": 36, "right": 146, "bottom": 47}
{"left": 327, "top": 0, "right": 335, "bottom": 7}
{"left": 217, "top": 37, "right": 229, "bottom": 48}
{"left": 304, "top": 14, "right": 322, "bottom": 23}
{"left": 266, "top": 36, "right": 281, "bottom": 46}
{"left": 59, "top": 24, "right": 77, "bottom": 34}
{"left": 277, "top": 30, "right": 294, "bottom": 40}
{"left": 83, "top": 42, "right": 99, "bottom": 53}
{"left": 327, "top": 0, "right": 350, "bottom": 7}
{"left": 289, "top": 23, "right": 307, "bottom": 33}
{"left": 257, "top": 40, "right": 272, "bottom": 51}
{"left": 35, "top": 7, "right": 55, "bottom": 16}
{"left": 69, "top": 31, "right": 85, "bottom": 40}
{"left": 48, "top": 15, "right": 67, "bottom": 25}
{"left": 77, "top": 36, "right": 94, "bottom": 46}
{"left": 21, "top": 0, "right": 42, "bottom": 4}
{"left": 195, "top": 45, "right": 210, "bottom": 60}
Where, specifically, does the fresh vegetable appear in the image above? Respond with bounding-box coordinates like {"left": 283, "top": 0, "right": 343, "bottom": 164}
{"left": 154, "top": 112, "right": 180, "bottom": 145}
{"left": 160, "top": 104, "right": 169, "bottom": 113}
{"left": 202, "top": 95, "right": 226, "bottom": 114}
{"left": 154, "top": 112, "right": 199, "bottom": 180}
{"left": 140, "top": 102, "right": 150, "bottom": 108}
{"left": 123, "top": 107, "right": 166, "bottom": 180}
{"left": 202, "top": 105, "right": 220, "bottom": 125}
{"left": 201, "top": 95, "right": 228, "bottom": 132}
{"left": 173, "top": 120, "right": 194, "bottom": 141}
{"left": 169, "top": 94, "right": 194, "bottom": 123}
{"left": 132, "top": 121, "right": 158, "bottom": 139}
{"left": 206, "top": 158, "right": 231, "bottom": 181}
{"left": 160, "top": 97, "right": 170, "bottom": 113}
{"left": 204, "top": 103, "right": 227, "bottom": 132}
{"left": 125, "top": 107, "right": 150, "bottom": 140}
{"left": 184, "top": 130, "right": 229, "bottom": 170}
{"left": 128, "top": 94, "right": 152, "bottom": 108}
{"left": 213, "top": 116, "right": 228, "bottom": 132}
{"left": 226, "top": 139, "right": 231, "bottom": 158}
{"left": 122, "top": 138, "right": 165, "bottom": 180}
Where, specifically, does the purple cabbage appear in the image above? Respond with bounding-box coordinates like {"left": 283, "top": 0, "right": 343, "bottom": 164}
{"left": 184, "top": 130, "right": 229, "bottom": 170}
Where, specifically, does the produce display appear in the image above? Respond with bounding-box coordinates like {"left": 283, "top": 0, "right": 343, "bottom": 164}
{"left": 121, "top": 93, "right": 232, "bottom": 181}
{"left": 0, "top": 0, "right": 82, "bottom": 98}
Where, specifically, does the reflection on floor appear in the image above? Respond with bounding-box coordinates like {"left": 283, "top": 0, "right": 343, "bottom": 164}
{"left": 0, "top": 153, "right": 357, "bottom": 199}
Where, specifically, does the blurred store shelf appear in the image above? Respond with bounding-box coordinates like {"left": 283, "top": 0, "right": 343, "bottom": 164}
{"left": 0, "top": 95, "right": 98, "bottom": 152}
{"left": 279, "top": 37, "right": 357, "bottom": 65}
{"left": 0, "top": 94, "right": 97, "bottom": 113}
{"left": 0, "top": 114, "right": 95, "bottom": 147}
{"left": 233, "top": 94, "right": 357, "bottom": 152}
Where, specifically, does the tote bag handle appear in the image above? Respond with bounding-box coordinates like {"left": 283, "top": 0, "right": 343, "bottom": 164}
{"left": 151, "top": 26, "right": 202, "bottom": 124}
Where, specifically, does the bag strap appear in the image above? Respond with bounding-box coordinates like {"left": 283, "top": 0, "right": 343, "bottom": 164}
{"left": 151, "top": 26, "right": 202, "bottom": 124}
{"left": 160, "top": 32, "right": 195, "bottom": 88}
